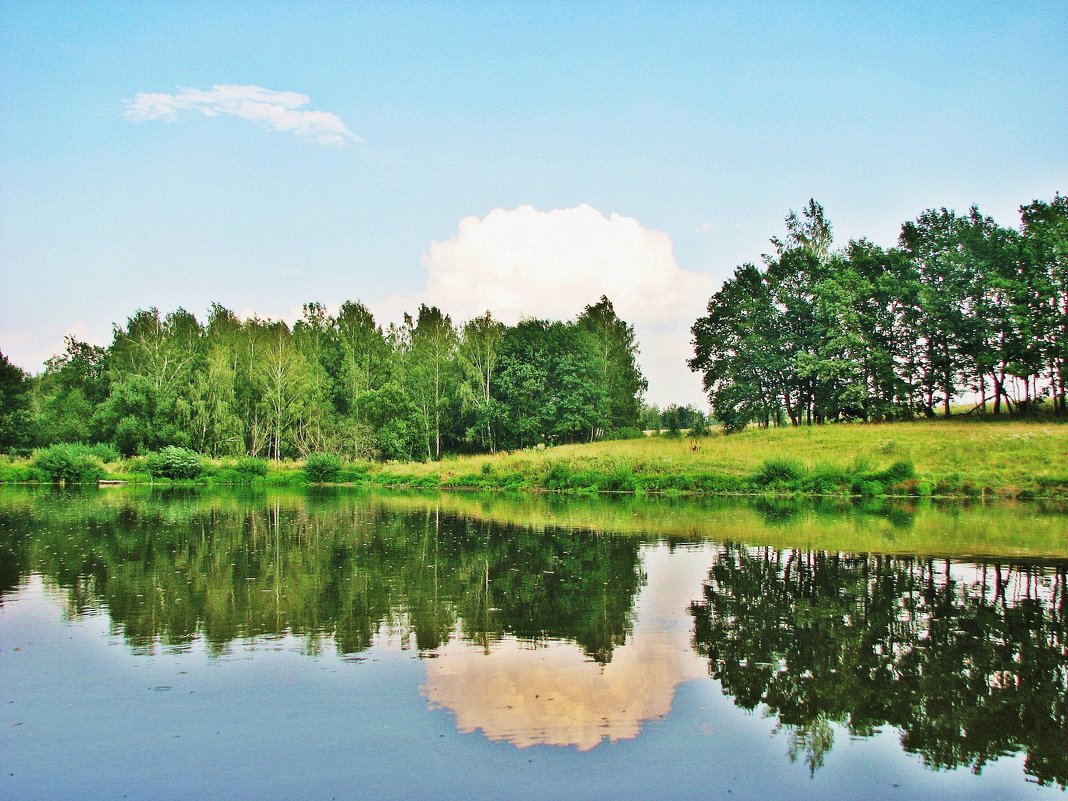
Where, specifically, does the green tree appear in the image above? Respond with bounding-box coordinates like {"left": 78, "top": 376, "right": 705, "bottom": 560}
{"left": 0, "top": 350, "right": 33, "bottom": 451}
{"left": 401, "top": 305, "right": 458, "bottom": 460}
{"left": 457, "top": 312, "right": 506, "bottom": 452}
{"left": 255, "top": 322, "right": 314, "bottom": 460}
{"left": 1019, "top": 194, "right": 1068, "bottom": 414}
{"left": 576, "top": 295, "right": 647, "bottom": 434}
{"left": 32, "top": 337, "right": 108, "bottom": 445}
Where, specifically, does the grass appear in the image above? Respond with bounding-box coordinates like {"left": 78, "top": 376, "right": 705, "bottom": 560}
{"left": 370, "top": 418, "right": 1068, "bottom": 500}
{"left": 2, "top": 418, "right": 1066, "bottom": 499}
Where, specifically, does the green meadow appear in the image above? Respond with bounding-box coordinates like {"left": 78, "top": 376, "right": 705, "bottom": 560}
{"left": 3, "top": 417, "right": 1066, "bottom": 500}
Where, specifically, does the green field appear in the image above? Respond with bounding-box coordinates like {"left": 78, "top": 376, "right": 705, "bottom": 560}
{"left": 3, "top": 418, "right": 1067, "bottom": 500}
{"left": 382, "top": 418, "right": 1068, "bottom": 498}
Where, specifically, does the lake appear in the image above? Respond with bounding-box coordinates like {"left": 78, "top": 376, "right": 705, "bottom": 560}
{"left": 1, "top": 486, "right": 1065, "bottom": 800}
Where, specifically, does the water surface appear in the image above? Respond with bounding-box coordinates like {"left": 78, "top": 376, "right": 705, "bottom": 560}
{"left": 1, "top": 487, "right": 1065, "bottom": 799}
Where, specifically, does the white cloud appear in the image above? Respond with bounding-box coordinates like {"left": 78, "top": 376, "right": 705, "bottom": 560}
{"left": 377, "top": 204, "right": 713, "bottom": 406}
{"left": 124, "top": 84, "right": 359, "bottom": 145}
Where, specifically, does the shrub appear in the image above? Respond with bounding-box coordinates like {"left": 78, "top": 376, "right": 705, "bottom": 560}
{"left": 33, "top": 444, "right": 105, "bottom": 484}
{"left": 873, "top": 460, "right": 916, "bottom": 485}
{"left": 338, "top": 463, "right": 371, "bottom": 484}
{"left": 603, "top": 427, "right": 645, "bottom": 441}
{"left": 600, "top": 467, "right": 637, "bottom": 492}
{"left": 857, "top": 480, "right": 884, "bottom": 497}
{"left": 235, "top": 456, "right": 268, "bottom": 477}
{"left": 804, "top": 463, "right": 849, "bottom": 495}
{"left": 754, "top": 458, "right": 805, "bottom": 486}
{"left": 914, "top": 482, "right": 933, "bottom": 497}
{"left": 80, "top": 443, "right": 120, "bottom": 463}
{"left": 146, "top": 447, "right": 203, "bottom": 480}
{"left": 0, "top": 462, "right": 45, "bottom": 483}
{"left": 543, "top": 462, "right": 572, "bottom": 490}
{"left": 305, "top": 453, "right": 342, "bottom": 483}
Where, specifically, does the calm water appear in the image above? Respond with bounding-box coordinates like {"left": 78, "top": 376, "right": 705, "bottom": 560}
{"left": 1, "top": 487, "right": 1065, "bottom": 800}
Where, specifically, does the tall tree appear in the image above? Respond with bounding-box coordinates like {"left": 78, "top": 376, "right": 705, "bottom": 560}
{"left": 576, "top": 296, "right": 647, "bottom": 433}
{"left": 457, "top": 312, "right": 505, "bottom": 452}
{"left": 402, "top": 305, "right": 457, "bottom": 460}
{"left": 255, "top": 322, "right": 313, "bottom": 460}
{"left": 1019, "top": 194, "right": 1068, "bottom": 414}
{"left": 0, "top": 351, "right": 32, "bottom": 451}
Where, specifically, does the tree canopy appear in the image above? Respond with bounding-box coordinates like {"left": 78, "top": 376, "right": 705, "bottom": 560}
{"left": 5, "top": 298, "right": 648, "bottom": 459}
{"left": 691, "top": 195, "right": 1068, "bottom": 431}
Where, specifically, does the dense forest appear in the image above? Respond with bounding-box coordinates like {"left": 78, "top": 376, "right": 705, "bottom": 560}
{"left": 691, "top": 195, "right": 1068, "bottom": 431}
{"left": 0, "top": 297, "right": 646, "bottom": 459}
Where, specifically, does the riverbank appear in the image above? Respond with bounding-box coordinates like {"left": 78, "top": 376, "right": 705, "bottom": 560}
{"left": 2, "top": 419, "right": 1066, "bottom": 500}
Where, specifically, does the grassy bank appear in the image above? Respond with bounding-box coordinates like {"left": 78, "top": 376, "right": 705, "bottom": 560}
{"left": 376, "top": 418, "right": 1068, "bottom": 499}
{"left": 2, "top": 418, "right": 1067, "bottom": 500}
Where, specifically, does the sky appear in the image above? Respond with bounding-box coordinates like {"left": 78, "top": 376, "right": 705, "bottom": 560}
{"left": 1, "top": 2, "right": 1065, "bottom": 406}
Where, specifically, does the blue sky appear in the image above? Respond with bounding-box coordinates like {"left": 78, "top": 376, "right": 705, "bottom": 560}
{"left": 1, "top": 1, "right": 1065, "bottom": 404}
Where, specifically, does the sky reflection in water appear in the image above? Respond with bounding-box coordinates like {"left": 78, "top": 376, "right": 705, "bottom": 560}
{"left": 0, "top": 487, "right": 1064, "bottom": 800}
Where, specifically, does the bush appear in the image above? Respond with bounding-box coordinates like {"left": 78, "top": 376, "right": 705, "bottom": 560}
{"left": 857, "top": 480, "right": 884, "bottom": 497}
{"left": 80, "top": 443, "right": 120, "bottom": 463}
{"left": 305, "top": 453, "right": 342, "bottom": 483}
{"left": 338, "top": 463, "right": 371, "bottom": 484}
{"left": 33, "top": 444, "right": 105, "bottom": 484}
{"left": 803, "top": 463, "right": 849, "bottom": 495}
{"left": 872, "top": 459, "right": 916, "bottom": 485}
{"left": 754, "top": 458, "right": 805, "bottom": 486}
{"left": 145, "top": 447, "right": 203, "bottom": 480}
{"left": 0, "top": 462, "right": 45, "bottom": 483}
{"left": 603, "top": 427, "right": 645, "bottom": 441}
{"left": 914, "top": 481, "right": 933, "bottom": 497}
{"left": 543, "top": 462, "right": 572, "bottom": 490}
{"left": 235, "top": 456, "right": 268, "bottom": 477}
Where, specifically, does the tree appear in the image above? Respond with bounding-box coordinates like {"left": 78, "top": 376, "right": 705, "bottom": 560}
{"left": 333, "top": 301, "right": 392, "bottom": 457}
{"left": 457, "top": 312, "right": 505, "bottom": 452}
{"left": 32, "top": 337, "right": 108, "bottom": 446}
{"left": 402, "top": 306, "right": 457, "bottom": 460}
{"left": 496, "top": 320, "right": 607, "bottom": 448}
{"left": 255, "top": 322, "right": 314, "bottom": 460}
{"left": 1019, "top": 194, "right": 1068, "bottom": 414}
{"left": 576, "top": 296, "right": 647, "bottom": 434}
{"left": 0, "top": 350, "right": 32, "bottom": 451}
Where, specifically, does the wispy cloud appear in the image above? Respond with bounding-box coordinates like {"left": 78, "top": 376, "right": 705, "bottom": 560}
{"left": 124, "top": 84, "right": 359, "bottom": 145}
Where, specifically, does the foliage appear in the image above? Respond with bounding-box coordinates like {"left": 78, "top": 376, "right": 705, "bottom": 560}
{"left": 304, "top": 453, "right": 342, "bottom": 483}
{"left": 0, "top": 350, "right": 33, "bottom": 451}
{"left": 8, "top": 294, "right": 650, "bottom": 463}
{"left": 754, "top": 458, "right": 805, "bottom": 485}
{"left": 234, "top": 456, "right": 268, "bottom": 477}
{"left": 145, "top": 446, "right": 203, "bottom": 480}
{"left": 32, "top": 444, "right": 105, "bottom": 483}
{"left": 691, "top": 195, "right": 1068, "bottom": 430}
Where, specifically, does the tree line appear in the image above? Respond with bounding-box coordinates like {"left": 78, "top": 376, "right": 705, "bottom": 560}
{"left": 0, "top": 295, "right": 646, "bottom": 459}
{"left": 690, "top": 195, "right": 1068, "bottom": 431}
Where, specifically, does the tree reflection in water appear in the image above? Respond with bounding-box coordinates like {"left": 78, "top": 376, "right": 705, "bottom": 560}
{"left": 690, "top": 544, "right": 1068, "bottom": 787}
{"left": 2, "top": 487, "right": 1066, "bottom": 782}
{"left": 0, "top": 488, "right": 643, "bottom": 662}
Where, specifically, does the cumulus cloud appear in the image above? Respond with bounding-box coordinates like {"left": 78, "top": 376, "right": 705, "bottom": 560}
{"left": 124, "top": 84, "right": 359, "bottom": 145}
{"left": 377, "top": 204, "right": 714, "bottom": 406}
